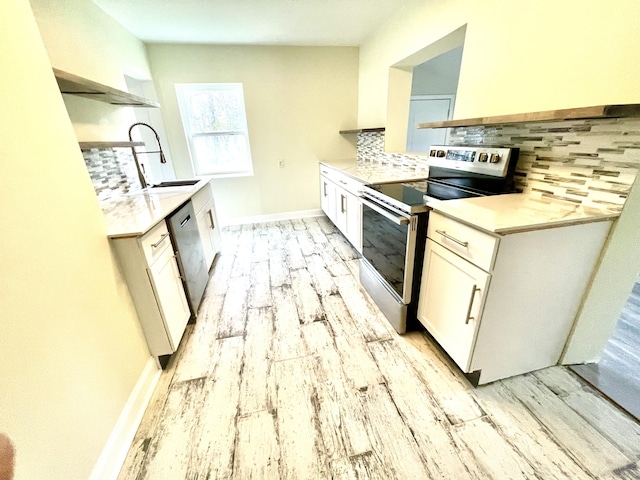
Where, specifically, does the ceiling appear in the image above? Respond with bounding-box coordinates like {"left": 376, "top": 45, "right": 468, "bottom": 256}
{"left": 91, "top": 0, "right": 411, "bottom": 46}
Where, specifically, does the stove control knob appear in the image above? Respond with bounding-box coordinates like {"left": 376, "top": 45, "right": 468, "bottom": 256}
{"left": 429, "top": 150, "right": 437, "bottom": 157}
{"left": 489, "top": 153, "right": 501, "bottom": 163}
{"left": 478, "top": 152, "right": 489, "bottom": 162}
{"left": 436, "top": 150, "right": 446, "bottom": 157}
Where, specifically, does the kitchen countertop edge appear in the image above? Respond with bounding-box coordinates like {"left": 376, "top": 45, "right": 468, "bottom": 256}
{"left": 427, "top": 193, "right": 620, "bottom": 235}
{"left": 101, "top": 177, "right": 213, "bottom": 239}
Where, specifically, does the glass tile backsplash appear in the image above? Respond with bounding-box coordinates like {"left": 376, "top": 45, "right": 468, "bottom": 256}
{"left": 357, "top": 117, "right": 640, "bottom": 212}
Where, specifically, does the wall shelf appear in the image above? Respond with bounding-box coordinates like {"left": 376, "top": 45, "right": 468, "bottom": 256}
{"left": 339, "top": 127, "right": 385, "bottom": 134}
{"left": 79, "top": 141, "right": 144, "bottom": 150}
{"left": 53, "top": 68, "right": 160, "bottom": 108}
{"left": 418, "top": 104, "right": 640, "bottom": 129}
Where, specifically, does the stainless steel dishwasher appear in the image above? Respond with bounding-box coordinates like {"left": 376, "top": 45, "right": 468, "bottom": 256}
{"left": 167, "top": 201, "right": 209, "bottom": 316}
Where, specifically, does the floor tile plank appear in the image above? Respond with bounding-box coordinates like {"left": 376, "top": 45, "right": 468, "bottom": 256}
{"left": 562, "top": 386, "right": 640, "bottom": 459}
{"left": 272, "top": 284, "right": 308, "bottom": 361}
{"left": 472, "top": 381, "right": 593, "bottom": 479}
{"left": 322, "top": 294, "right": 385, "bottom": 390}
{"left": 302, "top": 321, "right": 372, "bottom": 459}
{"left": 368, "top": 339, "right": 478, "bottom": 479}
{"left": 503, "top": 373, "right": 631, "bottom": 476}
{"left": 234, "top": 411, "right": 281, "bottom": 480}
{"left": 191, "top": 336, "right": 245, "bottom": 478}
{"left": 359, "top": 383, "right": 432, "bottom": 479}
{"left": 275, "top": 356, "right": 330, "bottom": 480}
{"left": 333, "top": 275, "right": 392, "bottom": 342}
{"left": 290, "top": 267, "right": 325, "bottom": 324}
{"left": 216, "top": 275, "right": 250, "bottom": 339}
{"left": 239, "top": 307, "right": 275, "bottom": 416}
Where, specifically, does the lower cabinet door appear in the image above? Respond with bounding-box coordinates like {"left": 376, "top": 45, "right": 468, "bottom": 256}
{"left": 417, "top": 239, "right": 490, "bottom": 371}
{"left": 148, "top": 246, "right": 191, "bottom": 350}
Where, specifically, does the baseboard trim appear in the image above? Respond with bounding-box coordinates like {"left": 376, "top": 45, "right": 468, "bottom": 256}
{"left": 223, "top": 208, "right": 324, "bottom": 226}
{"left": 90, "top": 357, "right": 161, "bottom": 480}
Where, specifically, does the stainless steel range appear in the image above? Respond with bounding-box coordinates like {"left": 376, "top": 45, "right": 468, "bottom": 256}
{"left": 359, "top": 145, "right": 519, "bottom": 334}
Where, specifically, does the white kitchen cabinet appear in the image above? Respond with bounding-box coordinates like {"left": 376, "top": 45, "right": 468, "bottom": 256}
{"left": 192, "top": 182, "right": 222, "bottom": 270}
{"left": 417, "top": 211, "right": 612, "bottom": 385}
{"left": 419, "top": 239, "right": 490, "bottom": 371}
{"left": 320, "top": 174, "right": 337, "bottom": 224}
{"left": 319, "top": 164, "right": 363, "bottom": 252}
{"left": 111, "top": 221, "right": 191, "bottom": 357}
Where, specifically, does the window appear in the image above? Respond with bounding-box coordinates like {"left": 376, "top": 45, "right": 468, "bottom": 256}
{"left": 175, "top": 83, "right": 253, "bottom": 177}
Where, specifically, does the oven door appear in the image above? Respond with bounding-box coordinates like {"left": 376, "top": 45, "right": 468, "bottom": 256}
{"left": 360, "top": 198, "right": 417, "bottom": 304}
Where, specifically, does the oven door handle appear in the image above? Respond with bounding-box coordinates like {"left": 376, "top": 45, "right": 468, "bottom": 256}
{"left": 361, "top": 198, "right": 410, "bottom": 225}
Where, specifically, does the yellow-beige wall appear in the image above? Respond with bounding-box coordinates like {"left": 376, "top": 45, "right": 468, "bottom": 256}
{"left": 359, "top": 0, "right": 640, "bottom": 362}
{"left": 0, "top": 1, "right": 152, "bottom": 479}
{"left": 146, "top": 44, "right": 359, "bottom": 224}
{"left": 29, "top": 0, "right": 152, "bottom": 142}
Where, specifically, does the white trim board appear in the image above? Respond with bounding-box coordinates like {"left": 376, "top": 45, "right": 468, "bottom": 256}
{"left": 89, "top": 357, "right": 161, "bottom": 480}
{"left": 223, "top": 208, "right": 324, "bottom": 226}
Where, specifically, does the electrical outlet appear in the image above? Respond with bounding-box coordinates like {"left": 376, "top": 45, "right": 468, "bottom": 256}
{"left": 278, "top": 159, "right": 285, "bottom": 168}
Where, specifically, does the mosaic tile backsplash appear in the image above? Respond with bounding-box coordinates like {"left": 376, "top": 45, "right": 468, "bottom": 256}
{"left": 357, "top": 117, "right": 640, "bottom": 212}
{"left": 82, "top": 147, "right": 142, "bottom": 201}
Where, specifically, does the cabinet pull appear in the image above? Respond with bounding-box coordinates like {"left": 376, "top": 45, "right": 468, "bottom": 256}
{"left": 435, "top": 229, "right": 468, "bottom": 247}
{"left": 151, "top": 232, "right": 170, "bottom": 249}
{"left": 208, "top": 209, "right": 215, "bottom": 230}
{"left": 339, "top": 180, "right": 347, "bottom": 185}
{"left": 465, "top": 285, "right": 481, "bottom": 324}
{"left": 340, "top": 194, "right": 346, "bottom": 213}
{"left": 323, "top": 182, "right": 328, "bottom": 197}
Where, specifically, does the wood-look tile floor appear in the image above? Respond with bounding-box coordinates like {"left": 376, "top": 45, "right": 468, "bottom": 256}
{"left": 118, "top": 217, "right": 640, "bottom": 480}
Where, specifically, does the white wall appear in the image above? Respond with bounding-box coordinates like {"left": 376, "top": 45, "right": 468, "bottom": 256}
{"left": 359, "top": 0, "right": 640, "bottom": 362}
{"left": 146, "top": 44, "right": 359, "bottom": 224}
{"left": 0, "top": 1, "right": 153, "bottom": 479}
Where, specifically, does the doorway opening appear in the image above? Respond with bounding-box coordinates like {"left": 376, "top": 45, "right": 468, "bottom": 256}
{"left": 571, "top": 275, "right": 640, "bottom": 421}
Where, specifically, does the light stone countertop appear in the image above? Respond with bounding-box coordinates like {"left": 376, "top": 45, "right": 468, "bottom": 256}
{"left": 320, "top": 159, "right": 429, "bottom": 184}
{"left": 100, "top": 178, "right": 212, "bottom": 238}
{"left": 426, "top": 192, "right": 620, "bottom": 235}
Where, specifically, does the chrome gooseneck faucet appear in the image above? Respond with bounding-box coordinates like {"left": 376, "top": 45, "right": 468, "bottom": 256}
{"left": 128, "top": 122, "right": 167, "bottom": 189}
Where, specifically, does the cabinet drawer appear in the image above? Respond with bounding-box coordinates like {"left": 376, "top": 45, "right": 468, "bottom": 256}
{"left": 140, "top": 221, "right": 172, "bottom": 264}
{"left": 319, "top": 165, "right": 364, "bottom": 196}
{"left": 428, "top": 212, "right": 498, "bottom": 272}
{"left": 191, "top": 182, "right": 213, "bottom": 214}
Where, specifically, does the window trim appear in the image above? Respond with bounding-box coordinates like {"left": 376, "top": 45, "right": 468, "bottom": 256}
{"left": 175, "top": 82, "right": 254, "bottom": 177}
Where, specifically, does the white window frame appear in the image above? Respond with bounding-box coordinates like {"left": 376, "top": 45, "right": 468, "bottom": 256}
{"left": 175, "top": 83, "right": 253, "bottom": 178}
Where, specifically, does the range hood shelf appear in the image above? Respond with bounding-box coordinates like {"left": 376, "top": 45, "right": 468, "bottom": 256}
{"left": 339, "top": 127, "right": 385, "bottom": 134}
{"left": 418, "top": 104, "right": 640, "bottom": 129}
{"left": 79, "top": 141, "right": 144, "bottom": 150}
{"left": 53, "top": 68, "right": 160, "bottom": 108}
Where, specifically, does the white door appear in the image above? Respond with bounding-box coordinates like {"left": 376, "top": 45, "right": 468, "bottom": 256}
{"left": 406, "top": 95, "right": 454, "bottom": 153}
{"left": 417, "top": 239, "right": 490, "bottom": 371}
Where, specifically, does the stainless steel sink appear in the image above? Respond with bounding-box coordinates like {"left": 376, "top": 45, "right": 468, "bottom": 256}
{"left": 123, "top": 179, "right": 202, "bottom": 196}
{"left": 149, "top": 179, "right": 201, "bottom": 188}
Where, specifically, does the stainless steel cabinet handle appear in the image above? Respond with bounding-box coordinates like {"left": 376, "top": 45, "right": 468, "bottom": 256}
{"left": 435, "top": 229, "right": 468, "bottom": 247}
{"left": 151, "top": 232, "right": 170, "bottom": 249}
{"left": 339, "top": 180, "right": 347, "bottom": 185}
{"left": 323, "top": 182, "right": 328, "bottom": 197}
{"left": 340, "top": 194, "right": 346, "bottom": 213}
{"left": 465, "top": 285, "right": 481, "bottom": 324}
{"left": 208, "top": 209, "right": 215, "bottom": 230}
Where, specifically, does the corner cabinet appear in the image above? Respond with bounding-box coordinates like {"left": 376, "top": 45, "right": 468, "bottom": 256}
{"left": 111, "top": 221, "right": 190, "bottom": 357}
{"left": 319, "top": 164, "right": 363, "bottom": 252}
{"left": 417, "top": 211, "right": 612, "bottom": 385}
{"left": 192, "top": 183, "right": 222, "bottom": 270}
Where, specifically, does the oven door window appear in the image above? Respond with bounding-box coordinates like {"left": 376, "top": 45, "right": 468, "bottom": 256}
{"left": 362, "top": 203, "right": 409, "bottom": 300}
